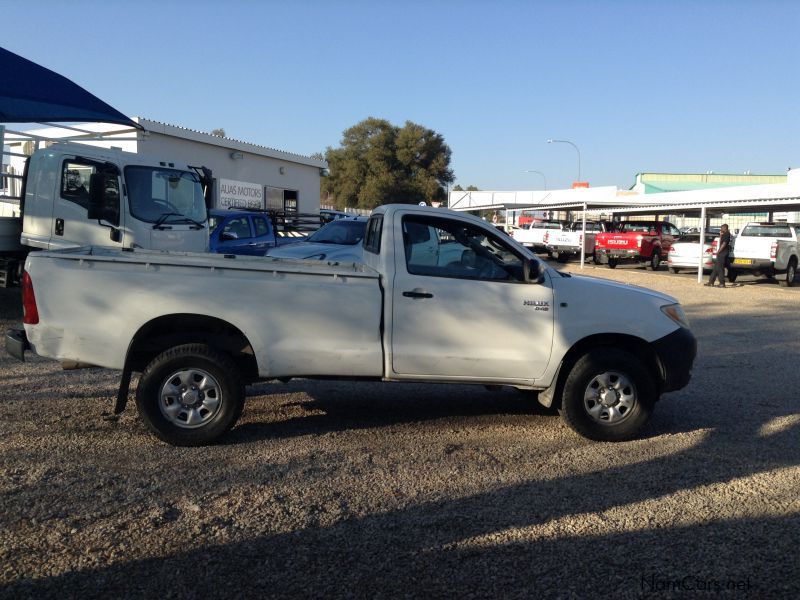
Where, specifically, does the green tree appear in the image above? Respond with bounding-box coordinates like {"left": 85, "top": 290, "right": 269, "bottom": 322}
{"left": 322, "top": 117, "right": 454, "bottom": 210}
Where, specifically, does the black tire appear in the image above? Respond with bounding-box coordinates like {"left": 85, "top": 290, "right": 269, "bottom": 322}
{"left": 558, "top": 348, "right": 657, "bottom": 442}
{"left": 726, "top": 268, "right": 738, "bottom": 283}
{"left": 779, "top": 259, "right": 797, "bottom": 288}
{"left": 649, "top": 251, "right": 661, "bottom": 271}
{"left": 556, "top": 252, "right": 568, "bottom": 263}
{"left": 135, "top": 343, "right": 245, "bottom": 446}
{"left": 670, "top": 267, "right": 680, "bottom": 274}
{"left": 607, "top": 257, "right": 618, "bottom": 269}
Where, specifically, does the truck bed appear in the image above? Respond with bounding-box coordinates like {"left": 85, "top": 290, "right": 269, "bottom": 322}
{"left": 23, "top": 247, "right": 385, "bottom": 377}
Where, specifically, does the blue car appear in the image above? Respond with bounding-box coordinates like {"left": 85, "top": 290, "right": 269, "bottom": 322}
{"left": 208, "top": 209, "right": 282, "bottom": 255}
{"left": 267, "top": 216, "right": 368, "bottom": 262}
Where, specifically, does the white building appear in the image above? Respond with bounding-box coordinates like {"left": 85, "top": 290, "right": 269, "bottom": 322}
{"left": 2, "top": 117, "right": 327, "bottom": 215}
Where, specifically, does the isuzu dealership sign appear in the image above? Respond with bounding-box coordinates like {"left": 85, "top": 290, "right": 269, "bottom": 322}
{"left": 218, "top": 179, "right": 264, "bottom": 209}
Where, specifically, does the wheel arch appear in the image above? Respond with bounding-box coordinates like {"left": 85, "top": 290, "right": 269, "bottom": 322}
{"left": 539, "top": 333, "right": 663, "bottom": 409}
{"left": 125, "top": 314, "right": 259, "bottom": 383}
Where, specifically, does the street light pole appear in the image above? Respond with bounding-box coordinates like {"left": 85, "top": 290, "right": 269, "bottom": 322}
{"left": 547, "top": 138, "right": 581, "bottom": 183}
{"left": 523, "top": 169, "right": 547, "bottom": 190}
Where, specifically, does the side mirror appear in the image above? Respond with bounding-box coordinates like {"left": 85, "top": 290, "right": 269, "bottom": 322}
{"left": 524, "top": 258, "right": 541, "bottom": 282}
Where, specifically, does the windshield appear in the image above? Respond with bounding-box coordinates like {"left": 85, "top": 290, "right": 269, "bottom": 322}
{"left": 307, "top": 220, "right": 366, "bottom": 245}
{"left": 125, "top": 166, "right": 207, "bottom": 225}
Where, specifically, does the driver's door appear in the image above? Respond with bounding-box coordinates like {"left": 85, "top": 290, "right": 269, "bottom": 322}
{"left": 390, "top": 214, "right": 554, "bottom": 382}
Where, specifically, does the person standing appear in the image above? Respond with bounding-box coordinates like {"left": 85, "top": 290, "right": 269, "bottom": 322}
{"left": 706, "top": 224, "right": 731, "bottom": 287}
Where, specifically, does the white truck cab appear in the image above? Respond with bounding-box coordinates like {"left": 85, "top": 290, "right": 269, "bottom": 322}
{"left": 21, "top": 143, "right": 209, "bottom": 253}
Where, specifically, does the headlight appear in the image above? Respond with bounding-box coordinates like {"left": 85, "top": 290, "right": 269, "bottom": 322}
{"left": 661, "top": 303, "right": 690, "bottom": 329}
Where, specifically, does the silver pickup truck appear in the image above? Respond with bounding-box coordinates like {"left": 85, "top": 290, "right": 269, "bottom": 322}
{"left": 7, "top": 205, "right": 696, "bottom": 446}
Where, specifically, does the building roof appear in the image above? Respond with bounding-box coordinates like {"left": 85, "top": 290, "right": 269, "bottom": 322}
{"left": 135, "top": 117, "right": 327, "bottom": 169}
{"left": 633, "top": 172, "right": 786, "bottom": 193}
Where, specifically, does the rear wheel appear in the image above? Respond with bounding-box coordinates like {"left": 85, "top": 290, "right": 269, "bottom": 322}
{"left": 556, "top": 252, "right": 568, "bottom": 263}
{"left": 607, "top": 257, "right": 618, "bottom": 269}
{"left": 135, "top": 344, "right": 245, "bottom": 446}
{"left": 670, "top": 267, "right": 680, "bottom": 274}
{"left": 649, "top": 251, "right": 661, "bottom": 271}
{"left": 779, "top": 259, "right": 797, "bottom": 287}
{"left": 559, "top": 349, "right": 656, "bottom": 442}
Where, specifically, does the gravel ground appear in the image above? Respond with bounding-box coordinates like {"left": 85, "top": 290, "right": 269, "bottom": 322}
{"left": 1, "top": 263, "right": 798, "bottom": 599}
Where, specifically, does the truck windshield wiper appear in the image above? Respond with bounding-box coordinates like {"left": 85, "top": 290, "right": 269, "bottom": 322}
{"left": 152, "top": 213, "right": 205, "bottom": 230}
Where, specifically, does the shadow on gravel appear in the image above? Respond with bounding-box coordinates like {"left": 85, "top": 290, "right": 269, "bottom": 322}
{"left": 2, "top": 298, "right": 799, "bottom": 598}
{"left": 2, "top": 414, "right": 797, "bottom": 599}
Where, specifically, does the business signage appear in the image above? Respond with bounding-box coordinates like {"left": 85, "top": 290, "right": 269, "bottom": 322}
{"left": 218, "top": 178, "right": 264, "bottom": 209}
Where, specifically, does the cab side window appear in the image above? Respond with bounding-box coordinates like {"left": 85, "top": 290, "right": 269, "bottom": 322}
{"left": 221, "top": 217, "right": 252, "bottom": 240}
{"left": 402, "top": 215, "right": 526, "bottom": 282}
{"left": 253, "top": 217, "right": 270, "bottom": 238}
{"left": 61, "top": 161, "right": 96, "bottom": 209}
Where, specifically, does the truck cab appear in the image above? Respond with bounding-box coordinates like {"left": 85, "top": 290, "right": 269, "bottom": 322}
{"left": 21, "top": 143, "right": 209, "bottom": 253}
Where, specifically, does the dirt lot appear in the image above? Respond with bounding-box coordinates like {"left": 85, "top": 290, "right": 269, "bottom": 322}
{"left": 1, "top": 264, "right": 798, "bottom": 599}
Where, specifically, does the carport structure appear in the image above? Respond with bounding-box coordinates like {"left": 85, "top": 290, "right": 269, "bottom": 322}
{"left": 491, "top": 174, "right": 800, "bottom": 282}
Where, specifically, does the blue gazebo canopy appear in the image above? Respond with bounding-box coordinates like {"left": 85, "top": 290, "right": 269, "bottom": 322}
{"left": 0, "top": 46, "right": 141, "bottom": 129}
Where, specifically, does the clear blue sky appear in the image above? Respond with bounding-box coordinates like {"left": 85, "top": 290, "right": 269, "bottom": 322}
{"left": 4, "top": 0, "right": 799, "bottom": 190}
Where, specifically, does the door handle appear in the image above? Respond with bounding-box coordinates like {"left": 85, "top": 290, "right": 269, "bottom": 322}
{"left": 403, "top": 290, "right": 433, "bottom": 299}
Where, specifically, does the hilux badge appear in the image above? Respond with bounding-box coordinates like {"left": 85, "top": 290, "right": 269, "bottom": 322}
{"left": 524, "top": 300, "right": 550, "bottom": 311}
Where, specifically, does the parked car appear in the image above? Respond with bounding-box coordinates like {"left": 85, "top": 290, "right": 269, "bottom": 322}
{"left": 267, "top": 216, "right": 368, "bottom": 262}
{"left": 8, "top": 204, "right": 696, "bottom": 446}
{"left": 208, "top": 209, "right": 293, "bottom": 256}
{"left": 667, "top": 232, "right": 715, "bottom": 273}
{"left": 511, "top": 220, "right": 568, "bottom": 252}
{"left": 726, "top": 222, "right": 800, "bottom": 287}
{"left": 545, "top": 221, "right": 615, "bottom": 263}
{"left": 320, "top": 209, "right": 351, "bottom": 224}
{"left": 595, "top": 221, "right": 680, "bottom": 270}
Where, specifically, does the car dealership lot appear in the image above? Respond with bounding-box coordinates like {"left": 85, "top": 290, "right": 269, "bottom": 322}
{"left": 1, "top": 266, "right": 798, "bottom": 599}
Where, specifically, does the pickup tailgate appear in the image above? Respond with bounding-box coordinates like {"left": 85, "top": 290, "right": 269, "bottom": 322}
{"left": 596, "top": 232, "right": 638, "bottom": 250}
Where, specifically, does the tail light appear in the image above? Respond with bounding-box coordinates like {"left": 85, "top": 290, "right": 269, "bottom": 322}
{"left": 544, "top": 231, "right": 549, "bottom": 243}
{"left": 711, "top": 239, "right": 718, "bottom": 253}
{"left": 579, "top": 234, "right": 583, "bottom": 244}
{"left": 22, "top": 271, "right": 39, "bottom": 325}
{"left": 635, "top": 235, "right": 643, "bottom": 242}
{"left": 770, "top": 242, "right": 777, "bottom": 260}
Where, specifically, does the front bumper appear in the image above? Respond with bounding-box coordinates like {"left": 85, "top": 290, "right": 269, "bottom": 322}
{"left": 5, "top": 328, "right": 29, "bottom": 362}
{"left": 652, "top": 327, "right": 697, "bottom": 393}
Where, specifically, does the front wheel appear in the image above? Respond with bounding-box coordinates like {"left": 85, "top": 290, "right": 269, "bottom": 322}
{"left": 135, "top": 344, "right": 245, "bottom": 446}
{"left": 670, "top": 267, "right": 680, "bottom": 274}
{"left": 607, "top": 257, "right": 618, "bottom": 269}
{"left": 779, "top": 259, "right": 797, "bottom": 287}
{"left": 559, "top": 349, "right": 657, "bottom": 442}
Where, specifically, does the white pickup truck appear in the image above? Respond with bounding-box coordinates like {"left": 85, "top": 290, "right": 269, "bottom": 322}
{"left": 727, "top": 222, "right": 799, "bottom": 287}
{"left": 6, "top": 205, "right": 696, "bottom": 446}
{"left": 545, "top": 221, "right": 613, "bottom": 263}
{"left": 511, "top": 220, "right": 567, "bottom": 252}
